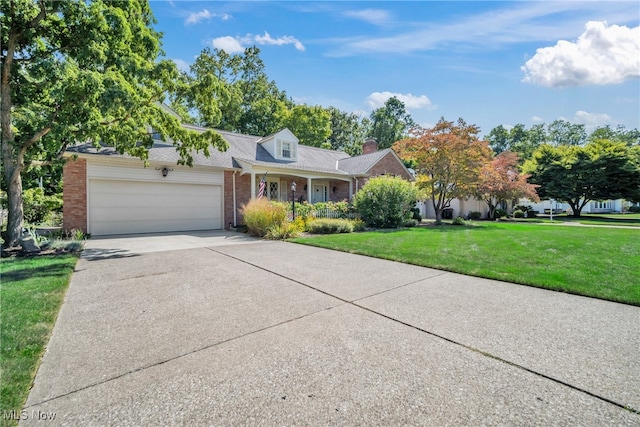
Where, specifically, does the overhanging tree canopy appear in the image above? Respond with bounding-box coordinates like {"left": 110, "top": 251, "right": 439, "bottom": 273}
{"left": 1, "top": 0, "right": 227, "bottom": 248}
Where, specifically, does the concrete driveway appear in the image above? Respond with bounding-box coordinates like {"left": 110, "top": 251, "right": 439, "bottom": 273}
{"left": 22, "top": 233, "right": 640, "bottom": 425}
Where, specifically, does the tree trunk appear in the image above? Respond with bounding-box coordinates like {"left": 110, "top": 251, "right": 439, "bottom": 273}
{"left": 567, "top": 199, "right": 584, "bottom": 217}
{"left": 1, "top": 28, "right": 24, "bottom": 248}
{"left": 432, "top": 197, "right": 443, "bottom": 225}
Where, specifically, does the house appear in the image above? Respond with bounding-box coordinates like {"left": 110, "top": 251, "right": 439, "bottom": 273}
{"left": 522, "top": 199, "right": 629, "bottom": 215}
{"left": 63, "top": 126, "right": 412, "bottom": 236}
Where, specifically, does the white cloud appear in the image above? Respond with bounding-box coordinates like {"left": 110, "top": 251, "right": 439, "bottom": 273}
{"left": 255, "top": 31, "right": 305, "bottom": 51}
{"left": 185, "top": 9, "right": 231, "bottom": 25}
{"left": 171, "top": 59, "right": 190, "bottom": 73}
{"left": 327, "top": 2, "right": 638, "bottom": 57}
{"left": 343, "top": 9, "right": 391, "bottom": 26}
{"left": 573, "top": 110, "right": 613, "bottom": 128}
{"left": 531, "top": 116, "right": 544, "bottom": 123}
{"left": 212, "top": 36, "right": 245, "bottom": 54}
{"left": 366, "top": 92, "right": 434, "bottom": 110}
{"left": 212, "top": 32, "right": 305, "bottom": 53}
{"left": 522, "top": 21, "right": 640, "bottom": 87}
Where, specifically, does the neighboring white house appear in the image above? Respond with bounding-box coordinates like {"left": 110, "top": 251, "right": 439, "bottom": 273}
{"left": 417, "top": 197, "right": 634, "bottom": 219}
{"left": 521, "top": 199, "right": 630, "bottom": 214}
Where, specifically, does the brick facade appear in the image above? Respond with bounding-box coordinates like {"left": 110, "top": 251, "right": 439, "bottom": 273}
{"left": 224, "top": 171, "right": 253, "bottom": 228}
{"left": 62, "top": 157, "right": 88, "bottom": 233}
{"left": 360, "top": 151, "right": 413, "bottom": 188}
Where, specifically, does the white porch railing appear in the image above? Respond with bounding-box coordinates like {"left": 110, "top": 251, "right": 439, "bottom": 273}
{"left": 287, "top": 207, "right": 359, "bottom": 220}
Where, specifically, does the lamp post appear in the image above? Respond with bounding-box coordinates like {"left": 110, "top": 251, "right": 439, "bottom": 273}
{"left": 291, "top": 182, "right": 297, "bottom": 220}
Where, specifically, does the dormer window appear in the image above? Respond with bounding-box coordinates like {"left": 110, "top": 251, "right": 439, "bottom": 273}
{"left": 282, "top": 141, "right": 291, "bottom": 158}
{"left": 276, "top": 138, "right": 296, "bottom": 160}
{"left": 259, "top": 129, "right": 299, "bottom": 161}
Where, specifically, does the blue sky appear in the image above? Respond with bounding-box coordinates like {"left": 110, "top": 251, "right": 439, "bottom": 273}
{"left": 150, "top": 1, "right": 640, "bottom": 137}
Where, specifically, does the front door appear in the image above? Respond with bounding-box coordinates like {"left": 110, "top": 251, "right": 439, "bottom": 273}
{"left": 312, "top": 184, "right": 328, "bottom": 203}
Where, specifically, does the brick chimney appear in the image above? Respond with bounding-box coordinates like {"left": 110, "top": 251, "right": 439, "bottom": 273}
{"left": 362, "top": 138, "right": 378, "bottom": 154}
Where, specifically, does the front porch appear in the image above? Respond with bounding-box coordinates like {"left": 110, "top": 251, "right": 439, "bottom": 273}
{"left": 225, "top": 169, "right": 356, "bottom": 228}
{"left": 248, "top": 172, "right": 353, "bottom": 204}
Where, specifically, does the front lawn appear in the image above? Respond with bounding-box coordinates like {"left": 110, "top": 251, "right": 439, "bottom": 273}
{"left": 292, "top": 223, "right": 640, "bottom": 306}
{"left": 0, "top": 255, "right": 78, "bottom": 426}
{"left": 518, "top": 213, "right": 640, "bottom": 227}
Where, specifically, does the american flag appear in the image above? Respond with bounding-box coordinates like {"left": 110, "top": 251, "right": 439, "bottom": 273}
{"left": 257, "top": 172, "right": 267, "bottom": 198}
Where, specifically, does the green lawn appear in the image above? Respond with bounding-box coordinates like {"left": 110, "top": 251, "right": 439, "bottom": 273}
{"left": 0, "top": 255, "right": 78, "bottom": 426}
{"left": 292, "top": 222, "right": 640, "bottom": 306}
{"left": 521, "top": 213, "right": 640, "bottom": 227}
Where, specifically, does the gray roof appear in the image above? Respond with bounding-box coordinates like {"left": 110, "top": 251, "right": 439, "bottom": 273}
{"left": 67, "top": 125, "right": 391, "bottom": 176}
{"left": 337, "top": 149, "right": 393, "bottom": 175}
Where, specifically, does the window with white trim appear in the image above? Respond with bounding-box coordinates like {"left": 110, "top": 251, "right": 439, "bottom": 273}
{"left": 282, "top": 142, "right": 291, "bottom": 158}
{"left": 276, "top": 138, "right": 297, "bottom": 160}
{"left": 594, "top": 201, "right": 611, "bottom": 210}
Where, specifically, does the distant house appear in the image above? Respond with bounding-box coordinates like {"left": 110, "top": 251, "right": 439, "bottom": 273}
{"left": 417, "top": 197, "right": 633, "bottom": 220}
{"left": 522, "top": 199, "right": 629, "bottom": 215}
{"left": 63, "top": 125, "right": 412, "bottom": 236}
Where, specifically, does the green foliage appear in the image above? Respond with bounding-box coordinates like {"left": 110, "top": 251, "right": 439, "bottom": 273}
{"left": 495, "top": 209, "right": 508, "bottom": 218}
{"left": 22, "top": 188, "right": 62, "bottom": 225}
{"left": 468, "top": 211, "right": 482, "bottom": 220}
{"left": 352, "top": 219, "right": 366, "bottom": 232}
{"left": 410, "top": 206, "right": 422, "bottom": 221}
{"left": 513, "top": 210, "right": 525, "bottom": 218}
{"left": 353, "top": 176, "right": 418, "bottom": 228}
{"left": 451, "top": 216, "right": 467, "bottom": 225}
{"left": 280, "top": 104, "right": 332, "bottom": 147}
{"left": 369, "top": 97, "right": 415, "bottom": 149}
{"left": 628, "top": 206, "right": 640, "bottom": 213}
{"left": 326, "top": 106, "right": 370, "bottom": 155}
{"left": 265, "top": 221, "right": 302, "bottom": 240}
{"left": 403, "top": 219, "right": 419, "bottom": 227}
{"left": 240, "top": 198, "right": 287, "bottom": 237}
{"left": 1, "top": 255, "right": 78, "bottom": 419}
{"left": 307, "top": 218, "right": 354, "bottom": 234}
{"left": 523, "top": 140, "right": 640, "bottom": 216}
{"left": 311, "top": 201, "right": 354, "bottom": 219}
{"left": 2, "top": 0, "right": 228, "bottom": 247}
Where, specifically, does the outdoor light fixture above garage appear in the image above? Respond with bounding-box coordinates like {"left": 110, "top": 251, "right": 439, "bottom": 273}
{"left": 155, "top": 166, "right": 173, "bottom": 177}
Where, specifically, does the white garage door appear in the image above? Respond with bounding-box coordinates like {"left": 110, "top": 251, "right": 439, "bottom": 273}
{"left": 89, "top": 179, "right": 222, "bottom": 235}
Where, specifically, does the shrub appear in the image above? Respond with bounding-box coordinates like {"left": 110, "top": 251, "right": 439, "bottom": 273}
{"left": 352, "top": 219, "right": 366, "bottom": 232}
{"left": 451, "top": 216, "right": 467, "bottom": 226}
{"left": 307, "top": 218, "right": 354, "bottom": 234}
{"left": 23, "top": 188, "right": 62, "bottom": 224}
{"left": 403, "top": 219, "right": 418, "bottom": 227}
{"left": 494, "top": 208, "right": 507, "bottom": 219}
{"left": 410, "top": 206, "right": 422, "bottom": 221}
{"left": 468, "top": 211, "right": 482, "bottom": 220}
{"left": 353, "top": 176, "right": 418, "bottom": 228}
{"left": 265, "top": 221, "right": 301, "bottom": 240}
{"left": 513, "top": 210, "right": 525, "bottom": 218}
{"left": 527, "top": 210, "right": 539, "bottom": 218}
{"left": 240, "top": 198, "right": 287, "bottom": 237}
{"left": 629, "top": 206, "right": 640, "bottom": 213}
{"left": 294, "top": 201, "right": 314, "bottom": 220}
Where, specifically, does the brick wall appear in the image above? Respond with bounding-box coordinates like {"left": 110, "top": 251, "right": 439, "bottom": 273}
{"left": 224, "top": 171, "right": 253, "bottom": 228}
{"left": 63, "top": 157, "right": 87, "bottom": 233}
{"left": 367, "top": 151, "right": 412, "bottom": 181}
{"left": 329, "top": 180, "right": 350, "bottom": 202}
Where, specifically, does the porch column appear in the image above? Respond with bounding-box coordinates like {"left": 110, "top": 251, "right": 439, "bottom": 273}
{"left": 348, "top": 178, "right": 353, "bottom": 199}
{"left": 250, "top": 171, "right": 256, "bottom": 199}
{"left": 307, "top": 177, "right": 312, "bottom": 203}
